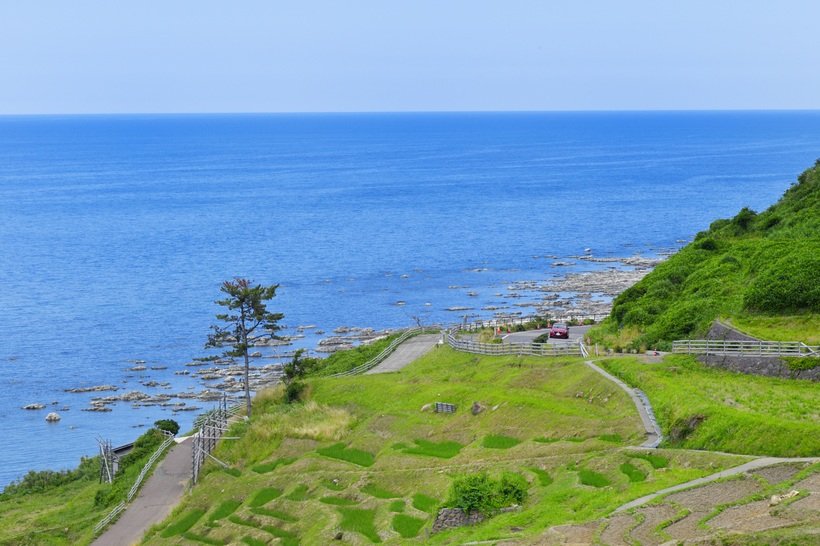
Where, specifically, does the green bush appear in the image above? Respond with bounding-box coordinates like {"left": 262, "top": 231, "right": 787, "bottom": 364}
{"left": 285, "top": 381, "right": 306, "bottom": 403}
{"left": 446, "top": 472, "right": 528, "bottom": 516}
{"left": 154, "top": 419, "right": 180, "bottom": 435}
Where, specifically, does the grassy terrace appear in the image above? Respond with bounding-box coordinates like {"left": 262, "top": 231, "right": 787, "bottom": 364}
{"left": 601, "top": 355, "right": 820, "bottom": 457}
{"left": 143, "top": 348, "right": 746, "bottom": 545}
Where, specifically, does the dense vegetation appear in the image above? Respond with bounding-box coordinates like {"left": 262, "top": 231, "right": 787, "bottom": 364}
{"left": 592, "top": 160, "right": 820, "bottom": 349}
{"left": 601, "top": 355, "right": 820, "bottom": 457}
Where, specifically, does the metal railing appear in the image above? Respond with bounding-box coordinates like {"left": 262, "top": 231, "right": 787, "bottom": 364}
{"left": 454, "top": 313, "right": 607, "bottom": 332}
{"left": 93, "top": 430, "right": 175, "bottom": 535}
{"left": 672, "top": 339, "right": 819, "bottom": 357}
{"left": 330, "top": 327, "right": 438, "bottom": 377}
{"left": 445, "top": 331, "right": 584, "bottom": 357}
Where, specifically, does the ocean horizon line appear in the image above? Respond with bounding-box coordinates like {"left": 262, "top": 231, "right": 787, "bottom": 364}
{"left": 2, "top": 108, "right": 820, "bottom": 119}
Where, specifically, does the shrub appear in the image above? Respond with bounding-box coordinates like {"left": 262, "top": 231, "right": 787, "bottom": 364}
{"left": 285, "top": 381, "right": 306, "bottom": 403}
{"left": 154, "top": 419, "right": 180, "bottom": 435}
{"left": 533, "top": 333, "right": 551, "bottom": 344}
{"left": 447, "top": 472, "right": 528, "bottom": 516}
{"left": 732, "top": 207, "right": 757, "bottom": 232}
{"left": 697, "top": 238, "right": 718, "bottom": 251}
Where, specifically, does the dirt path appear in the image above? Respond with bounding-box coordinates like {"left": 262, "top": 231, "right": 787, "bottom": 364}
{"left": 92, "top": 437, "right": 192, "bottom": 546}
{"left": 365, "top": 333, "right": 440, "bottom": 374}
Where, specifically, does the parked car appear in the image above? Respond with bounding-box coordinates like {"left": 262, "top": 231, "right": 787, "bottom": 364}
{"left": 549, "top": 322, "right": 569, "bottom": 339}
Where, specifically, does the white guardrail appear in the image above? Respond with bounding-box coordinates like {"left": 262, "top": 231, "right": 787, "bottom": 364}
{"left": 331, "top": 327, "right": 437, "bottom": 377}
{"left": 94, "top": 430, "right": 175, "bottom": 535}
{"left": 445, "top": 331, "right": 585, "bottom": 357}
{"left": 672, "top": 339, "right": 819, "bottom": 357}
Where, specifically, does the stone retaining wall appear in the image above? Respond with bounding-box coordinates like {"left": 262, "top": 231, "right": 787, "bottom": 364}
{"left": 699, "top": 322, "right": 818, "bottom": 381}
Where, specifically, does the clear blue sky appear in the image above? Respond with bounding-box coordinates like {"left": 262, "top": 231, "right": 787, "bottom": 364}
{"left": 1, "top": 1, "right": 819, "bottom": 114}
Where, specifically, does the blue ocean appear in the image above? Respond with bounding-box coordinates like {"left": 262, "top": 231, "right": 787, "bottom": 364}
{"left": 1, "top": 111, "right": 819, "bottom": 487}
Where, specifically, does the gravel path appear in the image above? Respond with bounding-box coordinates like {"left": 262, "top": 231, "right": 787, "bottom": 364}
{"left": 365, "top": 334, "right": 440, "bottom": 374}
{"left": 92, "top": 437, "right": 192, "bottom": 546}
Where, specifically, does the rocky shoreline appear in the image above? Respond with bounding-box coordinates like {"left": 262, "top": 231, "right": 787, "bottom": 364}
{"left": 25, "top": 252, "right": 665, "bottom": 416}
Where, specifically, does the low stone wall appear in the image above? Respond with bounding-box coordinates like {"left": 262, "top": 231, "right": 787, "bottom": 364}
{"left": 431, "top": 508, "right": 485, "bottom": 533}
{"left": 698, "top": 354, "right": 818, "bottom": 380}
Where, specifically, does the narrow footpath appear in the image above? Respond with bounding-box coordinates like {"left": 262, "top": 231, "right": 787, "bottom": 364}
{"left": 584, "top": 359, "right": 662, "bottom": 448}
{"left": 93, "top": 437, "right": 192, "bottom": 546}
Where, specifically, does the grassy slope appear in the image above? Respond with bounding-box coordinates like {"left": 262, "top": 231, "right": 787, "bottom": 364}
{"left": 0, "top": 478, "right": 104, "bottom": 545}
{"left": 592, "top": 160, "right": 820, "bottom": 349}
{"left": 601, "top": 355, "right": 820, "bottom": 457}
{"left": 143, "top": 347, "right": 744, "bottom": 545}
{"left": 0, "top": 428, "right": 169, "bottom": 545}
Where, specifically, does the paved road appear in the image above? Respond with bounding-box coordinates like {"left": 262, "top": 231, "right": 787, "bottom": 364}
{"left": 93, "top": 437, "right": 192, "bottom": 546}
{"left": 502, "top": 325, "right": 591, "bottom": 344}
{"left": 365, "top": 334, "right": 440, "bottom": 374}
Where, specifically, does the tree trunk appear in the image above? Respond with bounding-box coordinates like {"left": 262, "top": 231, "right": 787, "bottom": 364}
{"left": 244, "top": 350, "right": 251, "bottom": 417}
{"left": 240, "top": 313, "right": 252, "bottom": 418}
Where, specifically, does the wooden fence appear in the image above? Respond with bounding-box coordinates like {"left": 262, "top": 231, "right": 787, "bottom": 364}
{"left": 672, "top": 339, "right": 819, "bottom": 357}
{"left": 192, "top": 396, "right": 240, "bottom": 484}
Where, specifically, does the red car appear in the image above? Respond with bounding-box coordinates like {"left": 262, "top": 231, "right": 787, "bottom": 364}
{"left": 549, "top": 322, "right": 569, "bottom": 339}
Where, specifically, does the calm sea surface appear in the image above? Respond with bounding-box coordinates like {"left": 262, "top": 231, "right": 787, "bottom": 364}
{"left": 1, "top": 111, "right": 819, "bottom": 487}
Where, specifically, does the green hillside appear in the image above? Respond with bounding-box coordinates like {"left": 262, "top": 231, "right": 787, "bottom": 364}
{"left": 593, "top": 160, "right": 820, "bottom": 349}
{"left": 141, "top": 348, "right": 742, "bottom": 545}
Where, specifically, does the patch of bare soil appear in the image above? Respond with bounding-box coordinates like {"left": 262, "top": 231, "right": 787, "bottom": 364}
{"left": 599, "top": 514, "right": 636, "bottom": 546}
{"left": 749, "top": 463, "right": 807, "bottom": 486}
{"left": 781, "top": 493, "right": 820, "bottom": 518}
{"left": 708, "top": 499, "right": 797, "bottom": 533}
{"left": 532, "top": 521, "right": 599, "bottom": 545}
{"left": 791, "top": 472, "right": 820, "bottom": 493}
{"left": 664, "top": 512, "right": 711, "bottom": 542}
{"left": 664, "top": 477, "right": 761, "bottom": 511}
{"left": 630, "top": 504, "right": 679, "bottom": 546}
